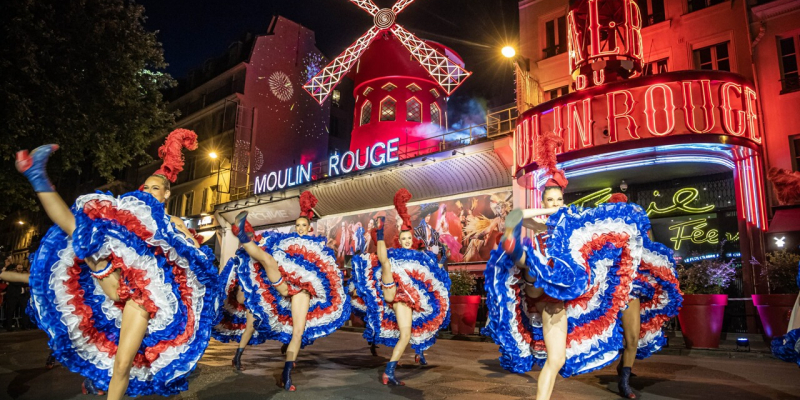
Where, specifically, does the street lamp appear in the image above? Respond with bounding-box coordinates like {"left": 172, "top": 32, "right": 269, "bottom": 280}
{"left": 209, "top": 151, "right": 218, "bottom": 160}
{"left": 501, "top": 46, "right": 516, "bottom": 59}
{"left": 501, "top": 46, "right": 537, "bottom": 112}
{"left": 17, "top": 220, "right": 24, "bottom": 225}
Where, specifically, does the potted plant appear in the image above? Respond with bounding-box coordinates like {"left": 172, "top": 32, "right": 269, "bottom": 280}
{"left": 449, "top": 268, "right": 480, "bottom": 335}
{"left": 752, "top": 252, "right": 800, "bottom": 338}
{"left": 676, "top": 258, "right": 736, "bottom": 348}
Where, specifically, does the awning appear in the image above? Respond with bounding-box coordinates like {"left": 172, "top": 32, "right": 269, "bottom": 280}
{"left": 768, "top": 206, "right": 800, "bottom": 233}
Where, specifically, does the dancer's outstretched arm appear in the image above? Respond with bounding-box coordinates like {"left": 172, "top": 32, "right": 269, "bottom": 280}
{"left": 0, "top": 271, "right": 30, "bottom": 284}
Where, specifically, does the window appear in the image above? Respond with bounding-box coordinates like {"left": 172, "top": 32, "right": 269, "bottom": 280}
{"left": 380, "top": 97, "right": 396, "bottom": 121}
{"left": 429, "top": 88, "right": 440, "bottom": 98}
{"left": 381, "top": 82, "right": 397, "bottom": 91}
{"left": 792, "top": 135, "right": 800, "bottom": 172}
{"left": 183, "top": 191, "right": 194, "bottom": 217}
{"left": 201, "top": 187, "right": 217, "bottom": 213}
{"left": 688, "top": 0, "right": 725, "bottom": 13}
{"left": 332, "top": 90, "right": 341, "bottom": 107}
{"left": 644, "top": 58, "right": 669, "bottom": 75}
{"left": 694, "top": 42, "right": 730, "bottom": 72}
{"left": 543, "top": 16, "right": 567, "bottom": 59}
{"left": 168, "top": 197, "right": 178, "bottom": 215}
{"left": 363, "top": 87, "right": 374, "bottom": 96}
{"left": 635, "top": 0, "right": 665, "bottom": 27}
{"left": 406, "top": 98, "right": 421, "bottom": 122}
{"left": 407, "top": 83, "right": 422, "bottom": 92}
{"left": 779, "top": 36, "right": 800, "bottom": 94}
{"left": 546, "top": 85, "right": 569, "bottom": 101}
{"left": 360, "top": 101, "right": 372, "bottom": 126}
{"left": 430, "top": 103, "right": 441, "bottom": 126}
{"left": 330, "top": 116, "right": 340, "bottom": 137}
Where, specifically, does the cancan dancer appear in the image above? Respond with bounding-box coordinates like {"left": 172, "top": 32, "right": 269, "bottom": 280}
{"left": 12, "top": 129, "right": 219, "bottom": 398}
{"left": 229, "top": 191, "right": 350, "bottom": 391}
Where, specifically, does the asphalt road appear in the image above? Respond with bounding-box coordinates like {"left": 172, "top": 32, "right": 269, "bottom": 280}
{"left": 0, "top": 330, "right": 798, "bottom": 399}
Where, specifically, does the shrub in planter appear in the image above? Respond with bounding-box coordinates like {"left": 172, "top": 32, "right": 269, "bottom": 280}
{"left": 676, "top": 258, "right": 736, "bottom": 348}
{"left": 752, "top": 252, "right": 800, "bottom": 338}
{"left": 448, "top": 269, "right": 480, "bottom": 335}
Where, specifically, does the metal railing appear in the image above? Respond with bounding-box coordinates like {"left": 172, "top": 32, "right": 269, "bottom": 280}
{"left": 227, "top": 106, "right": 519, "bottom": 200}
{"left": 780, "top": 75, "right": 800, "bottom": 94}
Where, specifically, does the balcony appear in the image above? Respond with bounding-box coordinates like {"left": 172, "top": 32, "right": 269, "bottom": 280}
{"left": 542, "top": 45, "right": 565, "bottom": 59}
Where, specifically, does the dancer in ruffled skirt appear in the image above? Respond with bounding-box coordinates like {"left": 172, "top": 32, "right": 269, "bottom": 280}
{"left": 11, "top": 129, "right": 219, "bottom": 399}
{"left": 771, "top": 252, "right": 800, "bottom": 368}
{"left": 230, "top": 191, "right": 350, "bottom": 391}
{"left": 483, "top": 133, "right": 644, "bottom": 400}
{"left": 352, "top": 189, "right": 451, "bottom": 385}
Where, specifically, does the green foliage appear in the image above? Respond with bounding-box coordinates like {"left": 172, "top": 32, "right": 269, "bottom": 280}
{"left": 759, "top": 251, "right": 800, "bottom": 295}
{"left": 677, "top": 258, "right": 737, "bottom": 295}
{"left": 449, "top": 269, "right": 477, "bottom": 296}
{"left": 0, "top": 0, "right": 175, "bottom": 217}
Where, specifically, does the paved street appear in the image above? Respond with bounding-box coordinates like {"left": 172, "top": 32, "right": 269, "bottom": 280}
{"left": 0, "top": 329, "right": 798, "bottom": 400}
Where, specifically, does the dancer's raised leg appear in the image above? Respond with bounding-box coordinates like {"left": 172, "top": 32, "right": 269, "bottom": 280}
{"left": 535, "top": 300, "right": 567, "bottom": 400}
{"left": 233, "top": 211, "right": 289, "bottom": 297}
{"left": 106, "top": 301, "right": 149, "bottom": 400}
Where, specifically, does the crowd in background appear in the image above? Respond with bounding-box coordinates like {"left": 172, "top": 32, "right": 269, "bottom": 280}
{"left": 0, "top": 256, "right": 33, "bottom": 331}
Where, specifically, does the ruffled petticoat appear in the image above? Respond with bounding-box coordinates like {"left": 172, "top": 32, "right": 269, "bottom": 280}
{"left": 210, "top": 256, "right": 271, "bottom": 345}
{"left": 772, "top": 327, "right": 800, "bottom": 368}
{"left": 348, "top": 279, "right": 368, "bottom": 320}
{"left": 352, "top": 248, "right": 451, "bottom": 353}
{"left": 482, "top": 203, "right": 646, "bottom": 377}
{"left": 630, "top": 239, "right": 683, "bottom": 359}
{"left": 26, "top": 191, "right": 219, "bottom": 397}
{"left": 234, "top": 232, "right": 350, "bottom": 347}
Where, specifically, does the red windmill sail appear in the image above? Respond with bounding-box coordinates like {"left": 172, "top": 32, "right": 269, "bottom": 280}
{"left": 303, "top": 0, "right": 472, "bottom": 104}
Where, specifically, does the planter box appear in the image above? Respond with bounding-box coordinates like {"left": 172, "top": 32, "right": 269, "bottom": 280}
{"left": 678, "top": 294, "right": 727, "bottom": 348}
{"left": 752, "top": 294, "right": 797, "bottom": 339}
{"left": 450, "top": 295, "right": 481, "bottom": 335}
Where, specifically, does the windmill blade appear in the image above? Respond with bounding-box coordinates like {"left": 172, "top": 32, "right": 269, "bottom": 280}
{"left": 392, "top": 0, "right": 416, "bottom": 14}
{"left": 350, "top": 0, "right": 379, "bottom": 15}
{"left": 303, "top": 26, "right": 381, "bottom": 104}
{"left": 390, "top": 24, "right": 472, "bottom": 95}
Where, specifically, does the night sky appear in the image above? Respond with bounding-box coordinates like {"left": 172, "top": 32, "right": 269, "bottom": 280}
{"left": 138, "top": 0, "right": 519, "bottom": 107}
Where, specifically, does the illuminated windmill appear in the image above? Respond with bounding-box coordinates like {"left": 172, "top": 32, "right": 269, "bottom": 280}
{"left": 303, "top": 0, "right": 472, "bottom": 157}
{"left": 304, "top": 0, "right": 471, "bottom": 104}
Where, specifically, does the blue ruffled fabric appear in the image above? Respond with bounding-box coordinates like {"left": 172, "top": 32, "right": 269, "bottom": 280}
{"left": 521, "top": 235, "right": 588, "bottom": 301}
{"left": 353, "top": 248, "right": 451, "bottom": 353}
{"left": 211, "top": 256, "right": 270, "bottom": 346}
{"left": 235, "top": 232, "right": 350, "bottom": 347}
{"left": 481, "top": 246, "right": 535, "bottom": 373}
{"left": 772, "top": 328, "right": 800, "bottom": 367}
{"left": 635, "top": 239, "right": 683, "bottom": 360}
{"left": 27, "top": 191, "right": 219, "bottom": 397}
{"left": 347, "top": 278, "right": 367, "bottom": 319}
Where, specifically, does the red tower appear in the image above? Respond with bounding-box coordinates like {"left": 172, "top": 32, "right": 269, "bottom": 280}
{"left": 303, "top": 0, "right": 471, "bottom": 157}
{"left": 567, "top": 0, "right": 645, "bottom": 90}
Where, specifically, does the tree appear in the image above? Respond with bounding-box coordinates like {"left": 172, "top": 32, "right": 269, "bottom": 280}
{"left": 0, "top": 0, "right": 175, "bottom": 218}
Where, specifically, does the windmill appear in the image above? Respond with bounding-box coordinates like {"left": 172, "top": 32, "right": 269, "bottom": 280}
{"left": 302, "top": 0, "right": 472, "bottom": 105}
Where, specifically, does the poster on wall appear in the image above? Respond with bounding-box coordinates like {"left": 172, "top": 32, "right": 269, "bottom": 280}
{"left": 293, "top": 190, "right": 514, "bottom": 266}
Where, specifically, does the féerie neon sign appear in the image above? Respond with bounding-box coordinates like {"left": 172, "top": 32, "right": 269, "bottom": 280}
{"left": 514, "top": 72, "right": 762, "bottom": 172}
{"left": 254, "top": 137, "right": 400, "bottom": 194}
{"left": 570, "top": 186, "right": 716, "bottom": 217}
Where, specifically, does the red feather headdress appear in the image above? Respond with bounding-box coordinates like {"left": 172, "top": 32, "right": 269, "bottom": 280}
{"left": 299, "top": 191, "right": 318, "bottom": 219}
{"left": 536, "top": 132, "right": 568, "bottom": 190}
{"left": 608, "top": 193, "right": 628, "bottom": 203}
{"left": 153, "top": 128, "right": 198, "bottom": 183}
{"left": 394, "top": 188, "right": 413, "bottom": 231}
{"left": 768, "top": 168, "right": 800, "bottom": 206}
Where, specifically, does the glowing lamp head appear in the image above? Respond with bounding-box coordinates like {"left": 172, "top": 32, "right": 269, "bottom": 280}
{"left": 17, "top": 220, "right": 24, "bottom": 225}
{"left": 209, "top": 151, "right": 218, "bottom": 160}
{"left": 501, "top": 46, "right": 516, "bottom": 59}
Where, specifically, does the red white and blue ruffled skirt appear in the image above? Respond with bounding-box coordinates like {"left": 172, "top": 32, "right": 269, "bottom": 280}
{"left": 234, "top": 232, "right": 350, "bottom": 347}
{"left": 352, "top": 248, "right": 451, "bottom": 353}
{"left": 631, "top": 240, "right": 683, "bottom": 359}
{"left": 348, "top": 279, "right": 368, "bottom": 320}
{"left": 26, "top": 191, "right": 219, "bottom": 397}
{"left": 483, "top": 203, "right": 646, "bottom": 377}
{"left": 210, "top": 257, "right": 271, "bottom": 345}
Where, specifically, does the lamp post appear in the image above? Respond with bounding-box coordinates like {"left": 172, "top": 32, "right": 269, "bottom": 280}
{"left": 209, "top": 151, "right": 221, "bottom": 208}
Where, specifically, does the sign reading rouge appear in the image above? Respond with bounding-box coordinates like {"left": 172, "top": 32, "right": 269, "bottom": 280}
{"left": 513, "top": 71, "right": 762, "bottom": 172}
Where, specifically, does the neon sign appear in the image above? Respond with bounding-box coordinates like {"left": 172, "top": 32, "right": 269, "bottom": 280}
{"left": 513, "top": 73, "right": 762, "bottom": 173}
{"left": 669, "top": 218, "right": 719, "bottom": 250}
{"left": 329, "top": 138, "right": 399, "bottom": 177}
{"left": 254, "top": 137, "right": 400, "bottom": 195}
{"left": 646, "top": 188, "right": 715, "bottom": 216}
